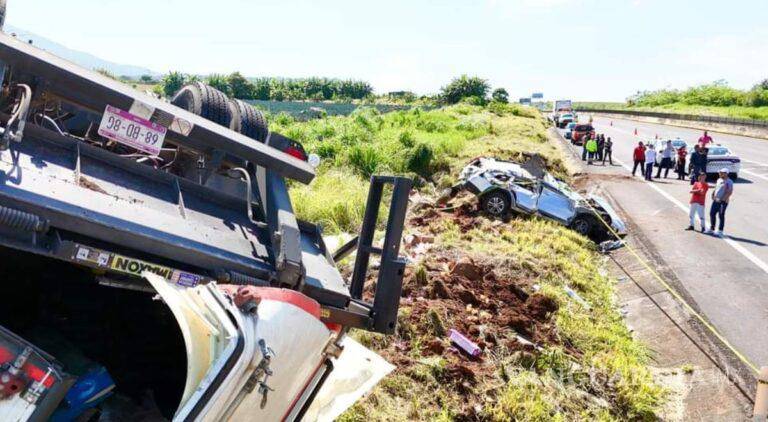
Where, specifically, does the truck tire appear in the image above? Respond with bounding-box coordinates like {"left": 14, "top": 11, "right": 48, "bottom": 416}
{"left": 480, "top": 190, "right": 510, "bottom": 217}
{"left": 570, "top": 215, "right": 594, "bottom": 237}
{"left": 171, "top": 82, "right": 236, "bottom": 130}
{"left": 229, "top": 99, "right": 269, "bottom": 142}
{"left": 0, "top": 0, "right": 6, "bottom": 30}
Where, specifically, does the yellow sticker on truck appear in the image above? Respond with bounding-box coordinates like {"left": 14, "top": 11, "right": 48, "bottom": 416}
{"left": 73, "top": 244, "right": 205, "bottom": 287}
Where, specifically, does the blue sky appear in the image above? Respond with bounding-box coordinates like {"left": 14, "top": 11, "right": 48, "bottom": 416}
{"left": 6, "top": 0, "right": 768, "bottom": 101}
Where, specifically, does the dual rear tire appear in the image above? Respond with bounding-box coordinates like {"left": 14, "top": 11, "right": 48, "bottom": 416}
{"left": 171, "top": 83, "right": 269, "bottom": 143}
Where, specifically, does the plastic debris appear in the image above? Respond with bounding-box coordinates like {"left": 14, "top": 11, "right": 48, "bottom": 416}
{"left": 599, "top": 240, "right": 625, "bottom": 253}
{"left": 449, "top": 329, "right": 482, "bottom": 357}
{"left": 564, "top": 286, "right": 591, "bottom": 310}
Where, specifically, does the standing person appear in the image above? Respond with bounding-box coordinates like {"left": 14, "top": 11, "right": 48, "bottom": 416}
{"left": 698, "top": 130, "right": 713, "bottom": 148}
{"left": 686, "top": 173, "right": 708, "bottom": 232}
{"left": 709, "top": 169, "right": 733, "bottom": 237}
{"left": 597, "top": 135, "right": 605, "bottom": 162}
{"left": 581, "top": 134, "right": 590, "bottom": 161}
{"left": 603, "top": 137, "right": 613, "bottom": 165}
{"left": 586, "top": 136, "right": 598, "bottom": 165}
{"left": 644, "top": 144, "right": 656, "bottom": 181}
{"left": 632, "top": 141, "right": 646, "bottom": 176}
{"left": 676, "top": 145, "right": 688, "bottom": 180}
{"left": 689, "top": 145, "right": 706, "bottom": 185}
{"left": 655, "top": 140, "right": 674, "bottom": 179}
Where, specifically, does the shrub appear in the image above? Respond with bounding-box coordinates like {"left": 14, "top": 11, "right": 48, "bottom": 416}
{"left": 399, "top": 130, "right": 416, "bottom": 147}
{"left": 406, "top": 143, "right": 435, "bottom": 178}
{"left": 440, "top": 75, "right": 490, "bottom": 104}
{"left": 492, "top": 88, "right": 510, "bottom": 103}
{"left": 348, "top": 144, "right": 384, "bottom": 178}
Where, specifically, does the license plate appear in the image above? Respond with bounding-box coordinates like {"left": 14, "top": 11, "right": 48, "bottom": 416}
{"left": 98, "top": 105, "right": 167, "bottom": 155}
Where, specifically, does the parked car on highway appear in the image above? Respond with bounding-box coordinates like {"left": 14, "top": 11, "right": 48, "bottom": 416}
{"left": 564, "top": 122, "right": 577, "bottom": 139}
{"left": 448, "top": 157, "right": 627, "bottom": 241}
{"left": 557, "top": 113, "right": 575, "bottom": 128}
{"left": 688, "top": 144, "right": 741, "bottom": 180}
{"left": 571, "top": 124, "right": 595, "bottom": 145}
{"left": 653, "top": 138, "right": 688, "bottom": 167}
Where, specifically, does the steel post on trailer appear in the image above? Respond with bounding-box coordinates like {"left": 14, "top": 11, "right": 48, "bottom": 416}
{"left": 349, "top": 176, "right": 412, "bottom": 334}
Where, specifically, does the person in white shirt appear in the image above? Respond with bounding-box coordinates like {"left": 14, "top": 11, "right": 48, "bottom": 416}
{"left": 644, "top": 145, "right": 656, "bottom": 181}
{"left": 655, "top": 140, "right": 675, "bottom": 179}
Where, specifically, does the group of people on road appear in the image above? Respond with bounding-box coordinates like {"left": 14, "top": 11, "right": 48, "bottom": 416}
{"left": 581, "top": 133, "right": 613, "bottom": 165}
{"left": 626, "top": 130, "right": 733, "bottom": 236}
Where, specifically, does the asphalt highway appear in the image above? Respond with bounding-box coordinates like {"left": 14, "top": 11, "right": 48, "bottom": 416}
{"left": 561, "top": 116, "right": 768, "bottom": 369}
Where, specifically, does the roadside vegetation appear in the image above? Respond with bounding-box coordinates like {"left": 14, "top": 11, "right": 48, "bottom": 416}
{"left": 578, "top": 79, "right": 768, "bottom": 121}
{"left": 277, "top": 102, "right": 665, "bottom": 420}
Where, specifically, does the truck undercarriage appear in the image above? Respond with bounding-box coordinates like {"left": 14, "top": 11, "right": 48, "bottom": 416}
{"left": 0, "top": 11, "right": 411, "bottom": 420}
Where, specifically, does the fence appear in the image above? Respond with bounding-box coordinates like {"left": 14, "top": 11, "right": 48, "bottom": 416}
{"left": 575, "top": 108, "right": 768, "bottom": 128}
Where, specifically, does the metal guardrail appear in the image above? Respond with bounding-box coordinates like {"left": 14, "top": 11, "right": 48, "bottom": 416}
{"left": 575, "top": 108, "right": 768, "bottom": 128}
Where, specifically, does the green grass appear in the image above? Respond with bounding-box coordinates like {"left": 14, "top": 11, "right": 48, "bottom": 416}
{"left": 576, "top": 102, "right": 768, "bottom": 121}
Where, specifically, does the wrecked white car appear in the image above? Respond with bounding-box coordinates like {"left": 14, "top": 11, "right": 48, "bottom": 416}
{"left": 452, "top": 157, "right": 627, "bottom": 241}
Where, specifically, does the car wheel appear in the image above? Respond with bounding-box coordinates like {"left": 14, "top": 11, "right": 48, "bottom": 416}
{"left": 570, "top": 215, "right": 594, "bottom": 237}
{"left": 171, "top": 82, "right": 236, "bottom": 130}
{"left": 480, "top": 191, "right": 510, "bottom": 217}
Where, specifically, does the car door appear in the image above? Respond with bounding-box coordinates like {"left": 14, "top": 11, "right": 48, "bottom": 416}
{"left": 536, "top": 184, "right": 575, "bottom": 224}
{"left": 510, "top": 180, "right": 540, "bottom": 213}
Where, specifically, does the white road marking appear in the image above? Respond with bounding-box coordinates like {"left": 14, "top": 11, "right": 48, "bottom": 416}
{"left": 742, "top": 169, "right": 768, "bottom": 182}
{"left": 611, "top": 156, "right": 768, "bottom": 276}
{"left": 741, "top": 158, "right": 768, "bottom": 167}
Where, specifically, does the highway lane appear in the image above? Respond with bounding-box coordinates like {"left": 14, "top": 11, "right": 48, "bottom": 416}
{"left": 559, "top": 116, "right": 768, "bottom": 369}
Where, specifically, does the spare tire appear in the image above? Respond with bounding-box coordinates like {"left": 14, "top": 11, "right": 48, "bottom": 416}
{"left": 0, "top": 0, "right": 6, "bottom": 30}
{"left": 229, "top": 99, "right": 269, "bottom": 143}
{"left": 171, "top": 82, "right": 235, "bottom": 130}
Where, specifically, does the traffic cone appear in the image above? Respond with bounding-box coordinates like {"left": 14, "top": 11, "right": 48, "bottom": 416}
{"left": 634, "top": 128, "right": 637, "bottom": 135}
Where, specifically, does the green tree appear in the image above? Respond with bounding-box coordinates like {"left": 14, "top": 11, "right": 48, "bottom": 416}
{"left": 227, "top": 72, "right": 255, "bottom": 99}
{"left": 440, "top": 75, "right": 490, "bottom": 104}
{"left": 161, "top": 71, "right": 187, "bottom": 97}
{"left": 492, "top": 88, "right": 509, "bottom": 103}
{"left": 205, "top": 74, "right": 232, "bottom": 96}
{"left": 139, "top": 74, "right": 155, "bottom": 83}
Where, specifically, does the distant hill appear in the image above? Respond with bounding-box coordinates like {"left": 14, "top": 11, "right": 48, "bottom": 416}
{"left": 5, "top": 25, "right": 160, "bottom": 79}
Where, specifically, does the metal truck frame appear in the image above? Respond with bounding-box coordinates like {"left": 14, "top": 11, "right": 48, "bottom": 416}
{"left": 0, "top": 14, "right": 410, "bottom": 421}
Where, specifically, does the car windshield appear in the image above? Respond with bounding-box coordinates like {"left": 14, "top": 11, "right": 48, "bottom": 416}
{"left": 575, "top": 125, "right": 592, "bottom": 131}
{"left": 708, "top": 147, "right": 730, "bottom": 156}
{"left": 671, "top": 140, "right": 686, "bottom": 148}
{"left": 567, "top": 123, "right": 576, "bottom": 129}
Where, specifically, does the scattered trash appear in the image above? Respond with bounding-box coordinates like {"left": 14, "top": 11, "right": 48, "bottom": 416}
{"left": 599, "top": 240, "right": 625, "bottom": 253}
{"left": 564, "top": 286, "right": 591, "bottom": 310}
{"left": 514, "top": 334, "right": 544, "bottom": 352}
{"left": 449, "top": 329, "right": 482, "bottom": 358}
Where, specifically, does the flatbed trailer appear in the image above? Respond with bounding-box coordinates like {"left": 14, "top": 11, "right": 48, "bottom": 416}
{"left": 0, "top": 11, "right": 410, "bottom": 421}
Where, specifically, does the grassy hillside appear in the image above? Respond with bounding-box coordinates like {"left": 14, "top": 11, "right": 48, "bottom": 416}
{"left": 276, "top": 104, "right": 664, "bottom": 420}
{"left": 577, "top": 102, "right": 768, "bottom": 121}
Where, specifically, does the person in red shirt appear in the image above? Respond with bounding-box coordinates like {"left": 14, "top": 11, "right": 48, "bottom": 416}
{"left": 686, "top": 173, "right": 708, "bottom": 232}
{"left": 632, "top": 141, "right": 646, "bottom": 176}
{"left": 676, "top": 145, "right": 688, "bottom": 180}
{"left": 698, "top": 130, "right": 713, "bottom": 147}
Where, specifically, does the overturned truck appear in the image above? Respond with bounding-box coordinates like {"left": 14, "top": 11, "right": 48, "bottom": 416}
{"left": 0, "top": 19, "right": 410, "bottom": 422}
